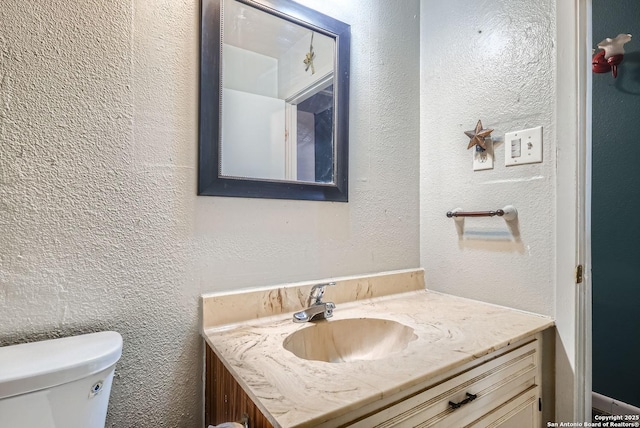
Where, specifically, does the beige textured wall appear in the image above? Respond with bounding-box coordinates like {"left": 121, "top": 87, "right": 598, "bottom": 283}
{"left": 0, "top": 1, "right": 420, "bottom": 426}
{"left": 420, "top": 0, "right": 556, "bottom": 316}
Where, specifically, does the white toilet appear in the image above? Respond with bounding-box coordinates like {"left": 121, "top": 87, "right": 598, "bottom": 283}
{"left": 0, "top": 331, "right": 123, "bottom": 428}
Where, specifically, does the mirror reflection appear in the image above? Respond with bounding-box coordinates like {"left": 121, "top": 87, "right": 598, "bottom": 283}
{"left": 198, "top": 0, "right": 350, "bottom": 201}
{"left": 221, "top": 0, "right": 336, "bottom": 183}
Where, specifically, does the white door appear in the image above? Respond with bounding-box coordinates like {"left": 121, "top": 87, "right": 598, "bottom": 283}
{"left": 556, "top": 0, "right": 592, "bottom": 423}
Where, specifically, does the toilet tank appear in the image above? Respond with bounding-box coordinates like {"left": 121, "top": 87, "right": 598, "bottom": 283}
{"left": 0, "top": 331, "right": 123, "bottom": 428}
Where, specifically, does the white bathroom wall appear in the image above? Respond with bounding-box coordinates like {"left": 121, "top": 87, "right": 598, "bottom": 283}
{"left": 420, "top": 0, "right": 556, "bottom": 317}
{"left": 0, "top": 0, "right": 420, "bottom": 426}
{"left": 221, "top": 88, "right": 286, "bottom": 180}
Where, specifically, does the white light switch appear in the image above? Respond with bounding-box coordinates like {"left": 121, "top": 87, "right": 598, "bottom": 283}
{"left": 504, "top": 126, "right": 543, "bottom": 166}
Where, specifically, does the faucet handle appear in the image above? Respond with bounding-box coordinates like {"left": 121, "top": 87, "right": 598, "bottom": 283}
{"left": 309, "top": 282, "right": 335, "bottom": 305}
{"left": 324, "top": 301, "right": 336, "bottom": 319}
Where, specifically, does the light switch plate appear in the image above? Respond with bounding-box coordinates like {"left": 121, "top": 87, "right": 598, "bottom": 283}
{"left": 504, "top": 126, "right": 543, "bottom": 166}
{"left": 473, "top": 139, "right": 494, "bottom": 171}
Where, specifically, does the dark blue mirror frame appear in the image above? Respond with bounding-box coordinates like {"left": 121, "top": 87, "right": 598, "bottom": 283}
{"left": 198, "top": 0, "right": 350, "bottom": 201}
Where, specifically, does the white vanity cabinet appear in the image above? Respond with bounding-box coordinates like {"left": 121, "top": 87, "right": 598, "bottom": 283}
{"left": 203, "top": 283, "right": 555, "bottom": 428}
{"left": 207, "top": 332, "right": 550, "bottom": 428}
{"left": 324, "top": 334, "right": 545, "bottom": 428}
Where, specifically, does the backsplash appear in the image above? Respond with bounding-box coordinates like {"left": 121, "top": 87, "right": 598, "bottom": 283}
{"left": 201, "top": 268, "right": 424, "bottom": 329}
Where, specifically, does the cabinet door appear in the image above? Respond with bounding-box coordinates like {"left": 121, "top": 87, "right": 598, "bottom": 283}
{"left": 205, "top": 345, "right": 274, "bottom": 428}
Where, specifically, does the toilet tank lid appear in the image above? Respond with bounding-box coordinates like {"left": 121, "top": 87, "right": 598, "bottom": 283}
{"left": 0, "top": 331, "right": 123, "bottom": 400}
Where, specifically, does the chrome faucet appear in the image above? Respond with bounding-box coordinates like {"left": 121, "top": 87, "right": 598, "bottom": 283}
{"left": 292, "top": 282, "right": 336, "bottom": 323}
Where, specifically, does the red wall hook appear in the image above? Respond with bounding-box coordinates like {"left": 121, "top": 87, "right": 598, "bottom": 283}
{"left": 592, "top": 33, "right": 632, "bottom": 78}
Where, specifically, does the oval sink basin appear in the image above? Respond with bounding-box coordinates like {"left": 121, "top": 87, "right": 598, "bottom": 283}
{"left": 283, "top": 318, "right": 417, "bottom": 363}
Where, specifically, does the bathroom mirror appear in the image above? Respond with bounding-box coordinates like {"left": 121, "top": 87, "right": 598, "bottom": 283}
{"left": 199, "top": 0, "right": 350, "bottom": 201}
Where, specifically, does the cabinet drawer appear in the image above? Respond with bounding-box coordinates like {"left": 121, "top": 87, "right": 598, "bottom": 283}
{"left": 465, "top": 385, "right": 539, "bottom": 428}
{"left": 349, "top": 339, "right": 539, "bottom": 428}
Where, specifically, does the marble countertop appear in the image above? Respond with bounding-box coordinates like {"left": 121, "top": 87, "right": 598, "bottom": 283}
{"left": 203, "top": 287, "right": 554, "bottom": 428}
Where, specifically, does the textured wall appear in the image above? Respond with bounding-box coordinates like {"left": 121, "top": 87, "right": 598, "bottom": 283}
{"left": 0, "top": 1, "right": 420, "bottom": 426}
{"left": 420, "top": 0, "right": 556, "bottom": 316}
{"left": 591, "top": 0, "right": 640, "bottom": 408}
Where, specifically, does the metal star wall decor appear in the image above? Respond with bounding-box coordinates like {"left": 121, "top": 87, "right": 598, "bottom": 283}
{"left": 464, "top": 120, "right": 494, "bottom": 151}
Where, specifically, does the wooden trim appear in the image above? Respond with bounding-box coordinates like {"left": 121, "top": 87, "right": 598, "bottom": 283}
{"left": 205, "top": 344, "right": 274, "bottom": 428}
